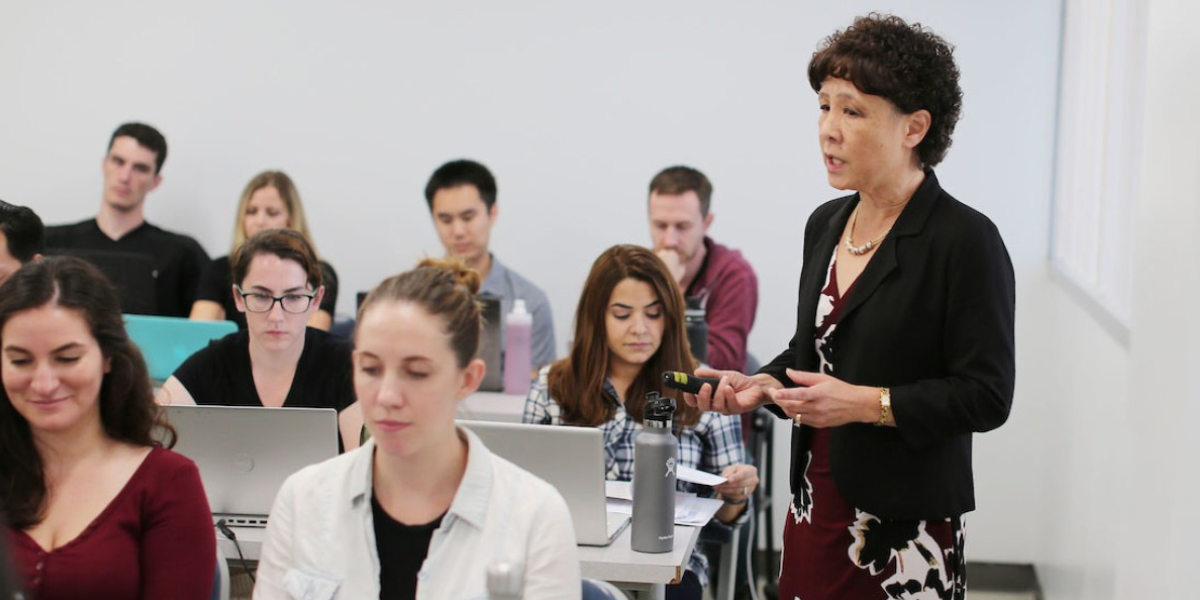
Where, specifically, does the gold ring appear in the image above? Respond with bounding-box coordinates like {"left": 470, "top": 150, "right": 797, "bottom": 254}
{"left": 793, "top": 413, "right": 803, "bottom": 426}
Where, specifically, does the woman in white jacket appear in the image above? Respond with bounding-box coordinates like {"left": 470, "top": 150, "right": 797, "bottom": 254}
{"left": 253, "top": 257, "right": 580, "bottom": 600}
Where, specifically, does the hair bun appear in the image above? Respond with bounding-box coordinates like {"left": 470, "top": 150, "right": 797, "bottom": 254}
{"left": 416, "top": 256, "right": 482, "bottom": 295}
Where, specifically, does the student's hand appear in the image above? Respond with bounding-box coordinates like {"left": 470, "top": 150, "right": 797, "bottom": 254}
{"left": 714, "top": 464, "right": 759, "bottom": 503}
{"left": 654, "top": 248, "right": 687, "bottom": 284}
{"left": 683, "top": 368, "right": 777, "bottom": 416}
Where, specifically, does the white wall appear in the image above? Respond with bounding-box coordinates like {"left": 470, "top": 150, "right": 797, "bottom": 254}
{"left": 0, "top": 1, "right": 1063, "bottom": 566}
{"left": 1031, "top": 0, "right": 1200, "bottom": 598}
{"left": 1025, "top": 273, "right": 1129, "bottom": 599}
{"left": 1113, "top": 0, "right": 1200, "bottom": 596}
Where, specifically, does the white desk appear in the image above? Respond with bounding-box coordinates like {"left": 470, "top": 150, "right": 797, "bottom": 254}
{"left": 220, "top": 523, "right": 700, "bottom": 600}
{"left": 221, "top": 391, "right": 699, "bottom": 597}
{"left": 579, "top": 524, "right": 701, "bottom": 600}
{"left": 456, "top": 390, "right": 526, "bottom": 423}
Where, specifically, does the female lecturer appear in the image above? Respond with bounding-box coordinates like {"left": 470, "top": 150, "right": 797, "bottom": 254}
{"left": 692, "top": 14, "right": 1016, "bottom": 599}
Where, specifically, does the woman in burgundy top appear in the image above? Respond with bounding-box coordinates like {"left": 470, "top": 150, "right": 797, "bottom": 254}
{"left": 690, "top": 14, "right": 1015, "bottom": 600}
{"left": 0, "top": 256, "right": 216, "bottom": 600}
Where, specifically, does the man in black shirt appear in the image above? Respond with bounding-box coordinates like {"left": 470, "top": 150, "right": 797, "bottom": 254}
{"left": 45, "top": 122, "right": 209, "bottom": 316}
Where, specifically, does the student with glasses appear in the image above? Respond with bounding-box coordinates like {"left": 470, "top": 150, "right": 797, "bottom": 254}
{"left": 156, "top": 229, "right": 361, "bottom": 449}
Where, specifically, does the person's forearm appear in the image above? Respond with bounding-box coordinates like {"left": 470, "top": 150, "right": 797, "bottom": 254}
{"left": 716, "top": 500, "right": 748, "bottom": 523}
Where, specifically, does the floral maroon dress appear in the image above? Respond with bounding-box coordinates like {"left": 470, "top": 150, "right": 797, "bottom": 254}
{"left": 777, "top": 252, "right": 966, "bottom": 600}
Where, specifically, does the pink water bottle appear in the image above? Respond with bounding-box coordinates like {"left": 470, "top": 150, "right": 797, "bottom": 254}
{"left": 503, "top": 299, "right": 533, "bottom": 395}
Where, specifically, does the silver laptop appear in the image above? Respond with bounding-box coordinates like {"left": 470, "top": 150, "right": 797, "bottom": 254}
{"left": 165, "top": 405, "right": 339, "bottom": 527}
{"left": 458, "top": 420, "right": 630, "bottom": 546}
{"left": 476, "top": 296, "right": 504, "bottom": 392}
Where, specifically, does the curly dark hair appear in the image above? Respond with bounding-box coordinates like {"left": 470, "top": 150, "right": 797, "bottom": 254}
{"left": 0, "top": 256, "right": 174, "bottom": 529}
{"left": 808, "top": 13, "right": 963, "bottom": 167}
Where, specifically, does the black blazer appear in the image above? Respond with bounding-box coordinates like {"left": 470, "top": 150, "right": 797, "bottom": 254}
{"left": 760, "top": 170, "right": 1015, "bottom": 520}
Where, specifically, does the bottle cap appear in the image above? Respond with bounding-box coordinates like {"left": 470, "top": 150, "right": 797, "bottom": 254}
{"left": 643, "top": 391, "right": 677, "bottom": 423}
{"left": 487, "top": 561, "right": 522, "bottom": 596}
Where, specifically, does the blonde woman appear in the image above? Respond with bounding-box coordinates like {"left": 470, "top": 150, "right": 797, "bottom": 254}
{"left": 190, "top": 170, "right": 339, "bottom": 330}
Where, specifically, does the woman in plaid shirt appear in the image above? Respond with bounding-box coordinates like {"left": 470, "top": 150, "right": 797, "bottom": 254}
{"left": 523, "top": 244, "right": 758, "bottom": 600}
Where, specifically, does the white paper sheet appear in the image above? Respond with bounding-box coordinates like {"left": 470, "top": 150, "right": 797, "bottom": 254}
{"left": 606, "top": 480, "right": 633, "bottom": 501}
{"left": 676, "top": 465, "right": 727, "bottom": 486}
{"left": 674, "top": 494, "right": 724, "bottom": 526}
{"left": 604, "top": 489, "right": 724, "bottom": 526}
{"left": 603, "top": 468, "right": 726, "bottom": 491}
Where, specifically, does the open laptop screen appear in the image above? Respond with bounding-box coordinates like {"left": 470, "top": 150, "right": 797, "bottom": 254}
{"left": 124, "top": 314, "right": 237, "bottom": 383}
{"left": 476, "top": 295, "right": 503, "bottom": 392}
{"left": 165, "top": 405, "right": 338, "bottom": 526}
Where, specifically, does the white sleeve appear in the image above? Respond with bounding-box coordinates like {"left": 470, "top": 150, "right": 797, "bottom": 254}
{"left": 252, "top": 477, "right": 298, "bottom": 600}
{"left": 521, "top": 489, "right": 581, "bottom": 600}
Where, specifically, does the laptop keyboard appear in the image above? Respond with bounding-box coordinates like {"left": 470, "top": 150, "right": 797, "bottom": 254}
{"left": 216, "top": 515, "right": 269, "bottom": 528}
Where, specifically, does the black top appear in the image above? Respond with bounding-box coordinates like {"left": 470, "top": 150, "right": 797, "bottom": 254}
{"left": 45, "top": 219, "right": 210, "bottom": 317}
{"left": 172, "top": 327, "right": 355, "bottom": 412}
{"left": 195, "top": 255, "right": 340, "bottom": 330}
{"left": 760, "top": 170, "right": 1015, "bottom": 520}
{"left": 372, "top": 495, "right": 443, "bottom": 600}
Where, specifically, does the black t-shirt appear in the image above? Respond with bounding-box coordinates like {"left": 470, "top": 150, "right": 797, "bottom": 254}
{"left": 45, "top": 219, "right": 210, "bottom": 317}
{"left": 195, "top": 255, "right": 340, "bottom": 330}
{"left": 372, "top": 495, "right": 444, "bottom": 600}
{"left": 171, "top": 327, "right": 355, "bottom": 411}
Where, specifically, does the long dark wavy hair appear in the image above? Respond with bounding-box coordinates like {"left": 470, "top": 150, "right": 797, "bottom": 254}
{"left": 548, "top": 245, "right": 700, "bottom": 427}
{"left": 0, "top": 256, "right": 173, "bottom": 529}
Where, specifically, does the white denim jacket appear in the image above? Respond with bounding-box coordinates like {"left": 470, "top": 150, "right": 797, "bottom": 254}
{"left": 253, "top": 428, "right": 581, "bottom": 600}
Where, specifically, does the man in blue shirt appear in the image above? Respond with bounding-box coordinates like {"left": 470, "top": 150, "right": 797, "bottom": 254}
{"left": 424, "top": 159, "right": 557, "bottom": 368}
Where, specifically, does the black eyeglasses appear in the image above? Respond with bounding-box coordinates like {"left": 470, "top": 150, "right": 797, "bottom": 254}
{"left": 236, "top": 286, "right": 316, "bottom": 314}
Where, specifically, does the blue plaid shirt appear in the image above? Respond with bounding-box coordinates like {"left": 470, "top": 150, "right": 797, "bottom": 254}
{"left": 522, "top": 365, "right": 746, "bottom": 585}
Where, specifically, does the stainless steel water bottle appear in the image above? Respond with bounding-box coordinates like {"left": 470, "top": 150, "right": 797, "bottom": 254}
{"left": 632, "top": 392, "right": 677, "bottom": 553}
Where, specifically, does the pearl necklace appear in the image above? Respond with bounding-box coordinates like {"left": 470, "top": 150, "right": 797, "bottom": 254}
{"left": 844, "top": 206, "right": 891, "bottom": 256}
